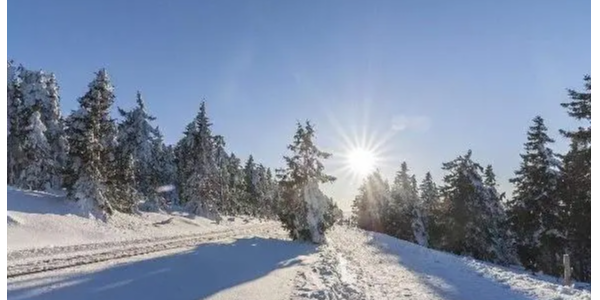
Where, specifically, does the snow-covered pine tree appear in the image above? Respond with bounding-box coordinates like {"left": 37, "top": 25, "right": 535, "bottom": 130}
{"left": 148, "top": 130, "right": 178, "bottom": 208}
{"left": 179, "top": 102, "right": 220, "bottom": 217}
{"left": 410, "top": 174, "right": 428, "bottom": 246}
{"left": 262, "top": 167, "right": 280, "bottom": 218}
{"left": 8, "top": 66, "right": 67, "bottom": 190}
{"left": 507, "top": 116, "right": 562, "bottom": 275}
{"left": 7, "top": 64, "right": 67, "bottom": 189}
{"left": 7, "top": 62, "right": 26, "bottom": 185}
{"left": 243, "top": 155, "right": 259, "bottom": 215}
{"left": 254, "top": 163, "right": 273, "bottom": 218}
{"left": 559, "top": 141, "right": 590, "bottom": 281}
{"left": 18, "top": 110, "right": 54, "bottom": 190}
{"left": 64, "top": 69, "right": 118, "bottom": 214}
{"left": 254, "top": 164, "right": 267, "bottom": 217}
{"left": 213, "top": 135, "right": 233, "bottom": 214}
{"left": 225, "top": 153, "right": 245, "bottom": 214}
{"left": 436, "top": 150, "right": 506, "bottom": 262}
{"left": 40, "top": 72, "right": 68, "bottom": 189}
{"left": 351, "top": 170, "right": 391, "bottom": 233}
{"left": 7, "top": 60, "right": 17, "bottom": 134}
{"left": 9, "top": 67, "right": 45, "bottom": 188}
{"left": 482, "top": 165, "right": 516, "bottom": 265}
{"left": 387, "top": 162, "right": 427, "bottom": 245}
{"left": 174, "top": 121, "right": 197, "bottom": 206}
{"left": 117, "top": 91, "right": 160, "bottom": 196}
{"left": 557, "top": 76, "right": 591, "bottom": 282}
{"left": 277, "top": 121, "right": 336, "bottom": 244}
{"left": 419, "top": 171, "right": 439, "bottom": 239}
{"left": 109, "top": 149, "right": 142, "bottom": 213}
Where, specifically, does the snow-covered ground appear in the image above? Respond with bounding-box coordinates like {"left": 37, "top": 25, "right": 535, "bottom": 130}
{"left": 7, "top": 188, "right": 591, "bottom": 300}
{"left": 7, "top": 187, "right": 272, "bottom": 251}
{"left": 298, "top": 226, "right": 591, "bottom": 300}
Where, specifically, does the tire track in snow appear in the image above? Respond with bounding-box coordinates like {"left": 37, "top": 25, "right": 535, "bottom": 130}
{"left": 8, "top": 224, "right": 281, "bottom": 278}
{"left": 8, "top": 223, "right": 273, "bottom": 262}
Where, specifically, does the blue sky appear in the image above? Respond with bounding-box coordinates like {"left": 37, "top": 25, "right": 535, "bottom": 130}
{"left": 8, "top": 0, "right": 590, "bottom": 210}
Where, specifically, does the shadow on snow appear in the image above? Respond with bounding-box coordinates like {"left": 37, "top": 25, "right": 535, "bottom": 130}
{"left": 366, "top": 233, "right": 538, "bottom": 300}
{"left": 8, "top": 237, "right": 317, "bottom": 300}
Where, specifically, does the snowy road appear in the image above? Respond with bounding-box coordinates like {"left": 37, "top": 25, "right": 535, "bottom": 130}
{"left": 8, "top": 224, "right": 278, "bottom": 277}
{"left": 8, "top": 234, "right": 318, "bottom": 300}
{"left": 8, "top": 226, "right": 591, "bottom": 300}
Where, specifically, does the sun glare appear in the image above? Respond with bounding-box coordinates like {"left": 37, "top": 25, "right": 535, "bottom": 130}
{"left": 347, "top": 148, "right": 376, "bottom": 176}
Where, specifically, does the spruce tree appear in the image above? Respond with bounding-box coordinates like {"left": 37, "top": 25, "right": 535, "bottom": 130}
{"left": 64, "top": 69, "right": 117, "bottom": 213}
{"left": 483, "top": 165, "right": 515, "bottom": 264}
{"left": 225, "top": 153, "right": 245, "bottom": 214}
{"left": 7, "top": 60, "right": 17, "bottom": 135}
{"left": 148, "top": 130, "right": 178, "bottom": 207}
{"left": 277, "top": 121, "right": 336, "bottom": 243}
{"left": 42, "top": 73, "right": 68, "bottom": 189}
{"left": 178, "top": 102, "right": 219, "bottom": 217}
{"left": 213, "top": 135, "right": 233, "bottom": 214}
{"left": 351, "top": 170, "right": 391, "bottom": 233}
{"left": 557, "top": 76, "right": 591, "bottom": 281}
{"left": 419, "top": 172, "right": 439, "bottom": 237}
{"left": 436, "top": 150, "right": 504, "bottom": 262}
{"left": 18, "top": 110, "right": 53, "bottom": 190}
{"left": 117, "top": 91, "right": 159, "bottom": 196}
{"left": 175, "top": 121, "right": 197, "bottom": 205}
{"left": 7, "top": 63, "right": 26, "bottom": 185}
{"left": 507, "top": 116, "right": 562, "bottom": 274}
{"left": 388, "top": 162, "right": 427, "bottom": 245}
{"left": 243, "top": 155, "right": 259, "bottom": 215}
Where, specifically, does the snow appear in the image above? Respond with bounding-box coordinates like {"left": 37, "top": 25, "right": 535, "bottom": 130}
{"left": 8, "top": 237, "right": 317, "bottom": 300}
{"left": 303, "top": 180, "right": 333, "bottom": 244}
{"left": 315, "top": 226, "right": 591, "bottom": 300}
{"left": 7, "top": 187, "right": 271, "bottom": 251}
{"left": 8, "top": 188, "right": 590, "bottom": 300}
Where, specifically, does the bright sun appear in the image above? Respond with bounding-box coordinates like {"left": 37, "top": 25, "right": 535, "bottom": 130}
{"left": 347, "top": 148, "right": 376, "bottom": 176}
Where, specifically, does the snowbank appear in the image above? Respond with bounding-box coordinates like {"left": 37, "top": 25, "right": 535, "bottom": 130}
{"left": 7, "top": 187, "right": 269, "bottom": 251}
{"left": 320, "top": 226, "right": 591, "bottom": 300}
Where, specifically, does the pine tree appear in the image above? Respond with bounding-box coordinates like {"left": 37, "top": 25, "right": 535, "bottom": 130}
{"left": 557, "top": 76, "right": 591, "bottom": 281}
{"left": 262, "top": 168, "right": 279, "bottom": 218}
{"left": 175, "top": 121, "right": 197, "bottom": 205}
{"left": 435, "top": 150, "right": 506, "bottom": 262}
{"left": 277, "top": 121, "right": 336, "bottom": 243}
{"left": 7, "top": 64, "right": 67, "bottom": 190}
{"left": 64, "top": 69, "right": 118, "bottom": 213}
{"left": 225, "top": 153, "right": 245, "bottom": 214}
{"left": 42, "top": 73, "right": 69, "bottom": 189}
{"left": 177, "top": 102, "right": 220, "bottom": 217}
{"left": 387, "top": 162, "right": 427, "bottom": 245}
{"left": 507, "top": 116, "right": 562, "bottom": 274}
{"left": 560, "top": 75, "right": 591, "bottom": 146}
{"left": 117, "top": 91, "right": 159, "bottom": 196}
{"left": 213, "top": 135, "right": 233, "bottom": 214}
{"left": 243, "top": 155, "right": 259, "bottom": 215}
{"left": 18, "top": 110, "right": 53, "bottom": 190}
{"left": 483, "top": 165, "right": 516, "bottom": 264}
{"left": 7, "top": 60, "right": 16, "bottom": 129}
{"left": 148, "top": 131, "right": 178, "bottom": 207}
{"left": 7, "top": 63, "right": 26, "bottom": 185}
{"left": 351, "top": 170, "right": 391, "bottom": 233}
{"left": 419, "top": 172, "right": 439, "bottom": 237}
{"left": 8, "top": 66, "right": 44, "bottom": 187}
{"left": 109, "top": 149, "right": 142, "bottom": 213}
